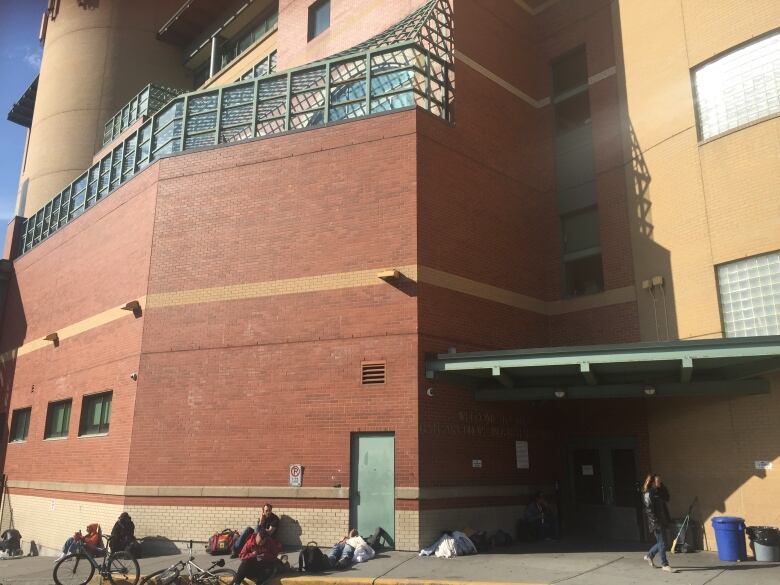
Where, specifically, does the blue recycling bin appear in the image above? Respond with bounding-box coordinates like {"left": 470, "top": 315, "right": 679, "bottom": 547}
{"left": 712, "top": 516, "right": 747, "bottom": 561}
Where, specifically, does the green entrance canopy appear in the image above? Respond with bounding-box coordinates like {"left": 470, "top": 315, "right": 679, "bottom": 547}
{"left": 424, "top": 336, "right": 780, "bottom": 400}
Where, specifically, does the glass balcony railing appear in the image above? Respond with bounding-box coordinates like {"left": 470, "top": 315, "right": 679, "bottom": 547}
{"left": 19, "top": 40, "right": 453, "bottom": 256}
{"left": 102, "top": 84, "right": 185, "bottom": 146}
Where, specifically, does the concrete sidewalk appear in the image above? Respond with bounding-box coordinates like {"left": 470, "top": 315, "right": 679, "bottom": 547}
{"left": 0, "top": 542, "right": 778, "bottom": 585}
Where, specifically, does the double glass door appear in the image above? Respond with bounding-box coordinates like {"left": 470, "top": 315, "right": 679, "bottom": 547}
{"left": 566, "top": 438, "right": 642, "bottom": 540}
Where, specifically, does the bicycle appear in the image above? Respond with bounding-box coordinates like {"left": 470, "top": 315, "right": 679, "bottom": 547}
{"left": 53, "top": 534, "right": 140, "bottom": 585}
{"left": 140, "top": 540, "right": 236, "bottom": 584}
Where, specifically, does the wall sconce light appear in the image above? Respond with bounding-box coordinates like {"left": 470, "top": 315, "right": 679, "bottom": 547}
{"left": 644, "top": 386, "right": 656, "bottom": 396}
{"left": 377, "top": 269, "right": 400, "bottom": 281}
{"left": 44, "top": 332, "right": 59, "bottom": 346}
{"left": 122, "top": 300, "right": 143, "bottom": 318}
{"left": 554, "top": 389, "right": 566, "bottom": 399}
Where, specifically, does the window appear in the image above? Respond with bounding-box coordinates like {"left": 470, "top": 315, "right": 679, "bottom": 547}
{"left": 220, "top": 8, "right": 279, "bottom": 70}
{"left": 79, "top": 391, "right": 112, "bottom": 436}
{"left": 10, "top": 408, "right": 31, "bottom": 442}
{"left": 238, "top": 50, "right": 278, "bottom": 81}
{"left": 552, "top": 48, "right": 603, "bottom": 297}
{"left": 693, "top": 30, "right": 780, "bottom": 141}
{"left": 308, "top": 0, "right": 330, "bottom": 41}
{"left": 44, "top": 400, "right": 71, "bottom": 439}
{"left": 717, "top": 251, "right": 780, "bottom": 337}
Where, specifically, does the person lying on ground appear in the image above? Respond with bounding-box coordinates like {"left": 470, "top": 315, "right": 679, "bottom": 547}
{"left": 235, "top": 532, "right": 283, "bottom": 584}
{"left": 57, "top": 523, "right": 103, "bottom": 560}
{"left": 329, "top": 529, "right": 375, "bottom": 569}
{"left": 232, "top": 503, "right": 280, "bottom": 558}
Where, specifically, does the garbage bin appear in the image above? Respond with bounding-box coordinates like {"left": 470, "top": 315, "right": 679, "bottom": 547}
{"left": 711, "top": 516, "right": 747, "bottom": 561}
{"left": 746, "top": 526, "right": 780, "bottom": 562}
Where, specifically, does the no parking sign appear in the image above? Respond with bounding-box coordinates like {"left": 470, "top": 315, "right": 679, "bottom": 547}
{"left": 289, "top": 464, "right": 303, "bottom": 487}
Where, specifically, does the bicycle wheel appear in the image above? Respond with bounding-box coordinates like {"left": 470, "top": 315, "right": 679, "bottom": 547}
{"left": 194, "top": 567, "right": 238, "bottom": 585}
{"left": 53, "top": 553, "right": 95, "bottom": 585}
{"left": 140, "top": 566, "right": 180, "bottom": 585}
{"left": 106, "top": 550, "right": 141, "bottom": 585}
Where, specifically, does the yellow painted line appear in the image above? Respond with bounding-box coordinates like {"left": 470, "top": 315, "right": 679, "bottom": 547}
{"left": 272, "top": 578, "right": 547, "bottom": 585}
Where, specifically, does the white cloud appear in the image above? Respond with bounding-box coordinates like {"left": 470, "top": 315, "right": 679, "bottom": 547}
{"left": 23, "top": 47, "right": 42, "bottom": 70}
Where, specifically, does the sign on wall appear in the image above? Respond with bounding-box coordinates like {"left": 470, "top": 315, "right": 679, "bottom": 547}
{"left": 755, "top": 461, "right": 774, "bottom": 470}
{"left": 289, "top": 464, "right": 303, "bottom": 487}
{"left": 515, "top": 441, "right": 529, "bottom": 469}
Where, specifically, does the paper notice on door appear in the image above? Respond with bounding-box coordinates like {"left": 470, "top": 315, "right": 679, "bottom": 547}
{"left": 582, "top": 465, "right": 594, "bottom": 476}
{"left": 516, "top": 440, "right": 529, "bottom": 469}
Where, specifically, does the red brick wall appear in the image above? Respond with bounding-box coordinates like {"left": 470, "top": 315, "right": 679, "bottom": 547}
{"left": 1, "top": 165, "right": 159, "bottom": 485}
{"left": 277, "top": 0, "right": 430, "bottom": 69}
{"left": 126, "top": 111, "right": 421, "bottom": 488}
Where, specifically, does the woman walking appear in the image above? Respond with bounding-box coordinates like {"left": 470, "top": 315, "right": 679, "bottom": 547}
{"left": 642, "top": 474, "right": 676, "bottom": 573}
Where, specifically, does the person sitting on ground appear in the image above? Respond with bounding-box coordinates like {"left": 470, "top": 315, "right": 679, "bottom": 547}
{"left": 232, "top": 503, "right": 280, "bottom": 558}
{"left": 57, "top": 523, "right": 103, "bottom": 560}
{"left": 328, "top": 529, "right": 375, "bottom": 569}
{"left": 524, "top": 492, "right": 559, "bottom": 541}
{"left": 109, "top": 512, "right": 140, "bottom": 557}
{"left": 235, "top": 531, "right": 283, "bottom": 584}
{"left": 0, "top": 528, "right": 22, "bottom": 556}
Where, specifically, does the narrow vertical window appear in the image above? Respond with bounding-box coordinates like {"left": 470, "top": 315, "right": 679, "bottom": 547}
{"left": 44, "top": 399, "right": 71, "bottom": 439}
{"left": 308, "top": 0, "right": 331, "bottom": 41}
{"left": 10, "top": 408, "right": 32, "bottom": 442}
{"left": 552, "top": 47, "right": 603, "bottom": 297}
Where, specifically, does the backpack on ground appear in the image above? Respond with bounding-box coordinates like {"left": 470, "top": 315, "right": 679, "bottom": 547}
{"left": 298, "top": 541, "right": 331, "bottom": 573}
{"left": 206, "top": 529, "right": 238, "bottom": 555}
{"left": 469, "top": 531, "right": 490, "bottom": 552}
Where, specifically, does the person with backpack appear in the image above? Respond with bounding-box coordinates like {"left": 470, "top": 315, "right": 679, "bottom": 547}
{"left": 109, "top": 512, "right": 140, "bottom": 557}
{"left": 642, "top": 474, "right": 677, "bottom": 573}
{"left": 235, "top": 532, "right": 283, "bottom": 584}
{"left": 232, "top": 503, "right": 280, "bottom": 558}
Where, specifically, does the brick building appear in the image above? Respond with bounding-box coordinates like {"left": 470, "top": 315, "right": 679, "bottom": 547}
{"left": 1, "top": 0, "right": 779, "bottom": 554}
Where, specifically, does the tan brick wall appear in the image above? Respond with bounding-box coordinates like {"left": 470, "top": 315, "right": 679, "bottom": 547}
{"left": 646, "top": 374, "right": 780, "bottom": 550}
{"left": 0, "top": 493, "right": 123, "bottom": 556}
{"left": 395, "top": 509, "right": 420, "bottom": 551}
{"left": 125, "top": 504, "right": 349, "bottom": 549}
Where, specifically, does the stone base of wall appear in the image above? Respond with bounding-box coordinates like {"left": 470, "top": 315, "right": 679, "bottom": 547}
{"left": 1, "top": 491, "right": 529, "bottom": 555}
{"left": 0, "top": 493, "right": 123, "bottom": 557}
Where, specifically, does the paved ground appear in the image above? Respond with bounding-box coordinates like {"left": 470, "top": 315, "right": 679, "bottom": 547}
{"left": 0, "top": 541, "right": 778, "bottom": 585}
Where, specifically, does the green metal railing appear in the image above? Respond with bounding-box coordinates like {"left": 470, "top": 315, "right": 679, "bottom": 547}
{"left": 19, "top": 41, "right": 452, "bottom": 255}
{"left": 102, "top": 85, "right": 185, "bottom": 146}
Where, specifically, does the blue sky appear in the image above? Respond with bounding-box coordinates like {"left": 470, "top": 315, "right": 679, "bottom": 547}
{"left": 0, "top": 0, "right": 45, "bottom": 243}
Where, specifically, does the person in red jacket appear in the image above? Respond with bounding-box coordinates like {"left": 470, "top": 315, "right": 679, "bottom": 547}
{"left": 235, "top": 532, "right": 283, "bottom": 584}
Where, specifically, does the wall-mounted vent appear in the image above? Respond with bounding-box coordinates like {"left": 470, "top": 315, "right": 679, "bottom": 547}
{"left": 361, "top": 361, "right": 386, "bottom": 385}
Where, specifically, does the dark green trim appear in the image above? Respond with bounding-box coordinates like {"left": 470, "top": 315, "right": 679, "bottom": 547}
{"left": 474, "top": 379, "right": 769, "bottom": 401}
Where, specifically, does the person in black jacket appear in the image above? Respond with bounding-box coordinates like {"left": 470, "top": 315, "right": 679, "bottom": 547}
{"left": 642, "top": 474, "right": 676, "bottom": 573}
{"left": 0, "top": 529, "right": 21, "bottom": 556}
{"left": 109, "top": 512, "right": 139, "bottom": 557}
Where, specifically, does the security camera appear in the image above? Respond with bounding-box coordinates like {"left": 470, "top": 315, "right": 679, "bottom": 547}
{"left": 130, "top": 372, "right": 138, "bottom": 381}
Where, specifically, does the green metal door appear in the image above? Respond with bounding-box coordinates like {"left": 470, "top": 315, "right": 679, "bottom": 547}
{"left": 350, "top": 433, "right": 395, "bottom": 542}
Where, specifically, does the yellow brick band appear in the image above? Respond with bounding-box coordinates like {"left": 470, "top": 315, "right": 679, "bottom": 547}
{"left": 1, "top": 265, "right": 635, "bottom": 362}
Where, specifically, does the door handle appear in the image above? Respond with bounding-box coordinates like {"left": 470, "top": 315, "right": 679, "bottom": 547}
{"left": 601, "top": 484, "right": 606, "bottom": 504}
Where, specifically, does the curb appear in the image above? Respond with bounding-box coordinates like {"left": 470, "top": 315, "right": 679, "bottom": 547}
{"left": 272, "top": 578, "right": 547, "bottom": 585}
